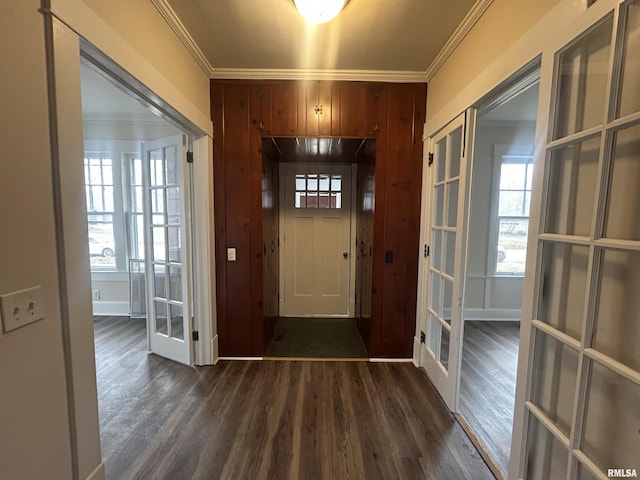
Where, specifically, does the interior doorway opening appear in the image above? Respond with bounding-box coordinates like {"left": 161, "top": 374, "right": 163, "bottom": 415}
{"left": 261, "top": 137, "right": 375, "bottom": 358}
{"left": 459, "top": 76, "right": 540, "bottom": 477}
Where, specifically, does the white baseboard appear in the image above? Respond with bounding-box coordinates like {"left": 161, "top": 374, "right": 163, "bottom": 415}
{"left": 91, "top": 301, "right": 129, "bottom": 316}
{"left": 464, "top": 308, "right": 521, "bottom": 321}
{"left": 86, "top": 462, "right": 105, "bottom": 480}
{"left": 369, "top": 358, "right": 414, "bottom": 363}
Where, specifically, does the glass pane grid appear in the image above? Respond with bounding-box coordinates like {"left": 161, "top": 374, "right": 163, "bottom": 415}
{"left": 295, "top": 173, "right": 342, "bottom": 209}
{"left": 525, "top": 6, "right": 640, "bottom": 479}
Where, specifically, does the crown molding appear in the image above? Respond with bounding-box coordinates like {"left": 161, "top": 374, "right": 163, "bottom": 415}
{"left": 152, "top": 0, "right": 492, "bottom": 83}
{"left": 151, "top": 0, "right": 215, "bottom": 76}
{"left": 209, "top": 68, "right": 427, "bottom": 83}
{"left": 423, "top": 0, "right": 494, "bottom": 81}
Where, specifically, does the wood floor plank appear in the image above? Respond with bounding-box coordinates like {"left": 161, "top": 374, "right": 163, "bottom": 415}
{"left": 94, "top": 316, "right": 495, "bottom": 479}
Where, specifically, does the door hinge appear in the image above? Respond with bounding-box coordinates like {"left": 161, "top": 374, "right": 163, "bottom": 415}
{"left": 192, "top": 330, "right": 199, "bottom": 341}
{"left": 424, "top": 244, "right": 430, "bottom": 257}
{"left": 186, "top": 151, "right": 194, "bottom": 163}
{"left": 428, "top": 152, "right": 434, "bottom": 166}
{"left": 420, "top": 331, "right": 426, "bottom": 344}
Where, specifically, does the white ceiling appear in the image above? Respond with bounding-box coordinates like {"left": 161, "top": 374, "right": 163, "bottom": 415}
{"left": 166, "top": 0, "right": 479, "bottom": 76}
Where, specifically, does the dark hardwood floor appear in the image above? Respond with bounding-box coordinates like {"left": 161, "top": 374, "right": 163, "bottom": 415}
{"left": 459, "top": 320, "right": 520, "bottom": 476}
{"left": 94, "top": 316, "right": 494, "bottom": 480}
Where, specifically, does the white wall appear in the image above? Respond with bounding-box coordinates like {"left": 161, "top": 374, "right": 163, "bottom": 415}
{"left": 0, "top": 1, "right": 213, "bottom": 479}
{"left": 0, "top": 2, "right": 74, "bottom": 479}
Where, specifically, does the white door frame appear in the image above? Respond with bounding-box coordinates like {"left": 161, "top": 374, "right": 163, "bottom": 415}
{"left": 416, "top": 110, "right": 476, "bottom": 412}
{"left": 278, "top": 162, "right": 357, "bottom": 317}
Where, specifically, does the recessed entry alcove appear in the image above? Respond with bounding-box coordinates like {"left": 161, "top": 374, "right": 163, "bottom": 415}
{"left": 261, "top": 137, "right": 376, "bottom": 358}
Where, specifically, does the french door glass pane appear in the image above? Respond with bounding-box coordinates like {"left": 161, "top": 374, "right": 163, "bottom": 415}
{"left": 618, "top": 0, "right": 640, "bottom": 118}
{"left": 436, "top": 138, "right": 446, "bottom": 182}
{"left": 435, "top": 186, "right": 444, "bottom": 226}
{"left": 151, "top": 189, "right": 165, "bottom": 220}
{"left": 429, "top": 274, "right": 441, "bottom": 312}
{"left": 524, "top": 413, "right": 568, "bottom": 480}
{"left": 168, "top": 265, "right": 183, "bottom": 303}
{"left": 553, "top": 19, "right": 613, "bottom": 139}
{"left": 153, "top": 264, "right": 166, "bottom": 299}
{"left": 432, "top": 230, "right": 442, "bottom": 270}
{"left": 169, "top": 304, "right": 184, "bottom": 340}
{"left": 166, "top": 187, "right": 182, "bottom": 226}
{"left": 581, "top": 360, "right": 640, "bottom": 474}
{"left": 440, "top": 327, "right": 450, "bottom": 368}
{"left": 530, "top": 330, "right": 579, "bottom": 435}
{"left": 428, "top": 315, "right": 439, "bottom": 354}
{"left": 150, "top": 152, "right": 164, "bottom": 186}
{"left": 593, "top": 248, "right": 640, "bottom": 371}
{"left": 444, "top": 231, "right": 456, "bottom": 277}
{"left": 576, "top": 463, "right": 600, "bottom": 480}
{"left": 168, "top": 227, "right": 182, "bottom": 262}
{"left": 604, "top": 124, "right": 640, "bottom": 241}
{"left": 164, "top": 146, "right": 178, "bottom": 185}
{"left": 446, "top": 181, "right": 459, "bottom": 227}
{"left": 154, "top": 301, "right": 167, "bottom": 335}
{"left": 443, "top": 279, "right": 453, "bottom": 325}
{"left": 537, "top": 242, "right": 589, "bottom": 340}
{"left": 449, "top": 127, "right": 462, "bottom": 178}
{"left": 152, "top": 227, "right": 166, "bottom": 261}
{"left": 545, "top": 136, "right": 600, "bottom": 236}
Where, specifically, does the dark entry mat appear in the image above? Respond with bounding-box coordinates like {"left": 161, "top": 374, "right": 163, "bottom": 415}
{"left": 265, "top": 317, "right": 368, "bottom": 358}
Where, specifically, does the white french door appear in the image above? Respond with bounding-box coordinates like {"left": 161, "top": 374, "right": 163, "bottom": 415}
{"left": 419, "top": 111, "right": 476, "bottom": 411}
{"left": 511, "top": 1, "right": 640, "bottom": 478}
{"left": 282, "top": 163, "right": 352, "bottom": 317}
{"left": 142, "top": 135, "right": 193, "bottom": 365}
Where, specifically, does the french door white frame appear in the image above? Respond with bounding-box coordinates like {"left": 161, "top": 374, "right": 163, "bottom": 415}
{"left": 510, "top": 1, "right": 640, "bottom": 478}
{"left": 416, "top": 110, "right": 476, "bottom": 412}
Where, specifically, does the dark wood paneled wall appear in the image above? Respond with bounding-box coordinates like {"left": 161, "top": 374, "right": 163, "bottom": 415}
{"left": 211, "top": 80, "right": 426, "bottom": 357}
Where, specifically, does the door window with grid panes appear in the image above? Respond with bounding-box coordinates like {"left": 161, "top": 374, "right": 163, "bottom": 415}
{"left": 517, "top": 2, "right": 640, "bottom": 479}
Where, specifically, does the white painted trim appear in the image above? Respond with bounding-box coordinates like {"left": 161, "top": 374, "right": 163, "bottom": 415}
{"left": 191, "top": 135, "right": 215, "bottom": 366}
{"left": 278, "top": 163, "right": 286, "bottom": 316}
{"left": 91, "top": 301, "right": 129, "bottom": 316}
{"left": 218, "top": 357, "right": 264, "bottom": 361}
{"left": 463, "top": 309, "right": 522, "bottom": 321}
{"left": 210, "top": 67, "right": 428, "bottom": 83}
{"left": 424, "top": 0, "right": 494, "bottom": 81}
{"left": 413, "top": 337, "right": 421, "bottom": 367}
{"left": 349, "top": 164, "right": 357, "bottom": 317}
{"left": 150, "top": 0, "right": 214, "bottom": 76}
{"left": 369, "top": 358, "right": 414, "bottom": 363}
{"left": 85, "top": 463, "right": 105, "bottom": 480}
{"left": 212, "top": 334, "right": 219, "bottom": 364}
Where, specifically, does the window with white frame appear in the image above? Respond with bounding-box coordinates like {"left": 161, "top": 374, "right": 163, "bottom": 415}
{"left": 495, "top": 155, "right": 533, "bottom": 274}
{"left": 84, "top": 155, "right": 116, "bottom": 269}
{"left": 84, "top": 150, "right": 143, "bottom": 272}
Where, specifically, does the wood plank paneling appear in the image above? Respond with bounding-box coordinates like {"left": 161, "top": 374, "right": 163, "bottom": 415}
{"left": 212, "top": 80, "right": 426, "bottom": 358}
{"left": 94, "top": 316, "right": 495, "bottom": 480}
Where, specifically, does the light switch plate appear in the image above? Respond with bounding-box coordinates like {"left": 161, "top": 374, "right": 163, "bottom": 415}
{"left": 227, "top": 248, "right": 237, "bottom": 262}
{"left": 0, "top": 286, "right": 45, "bottom": 334}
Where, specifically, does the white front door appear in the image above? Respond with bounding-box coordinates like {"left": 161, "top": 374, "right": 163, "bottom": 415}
{"left": 419, "top": 111, "right": 476, "bottom": 410}
{"left": 282, "top": 163, "right": 352, "bottom": 317}
{"left": 511, "top": 1, "right": 640, "bottom": 478}
{"left": 142, "top": 135, "right": 193, "bottom": 365}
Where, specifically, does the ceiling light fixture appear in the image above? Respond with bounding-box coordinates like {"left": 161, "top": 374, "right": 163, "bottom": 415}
{"left": 294, "top": 0, "right": 349, "bottom": 24}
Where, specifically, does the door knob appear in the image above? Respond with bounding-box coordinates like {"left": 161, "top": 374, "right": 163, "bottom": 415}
{"left": 343, "top": 252, "right": 349, "bottom": 259}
